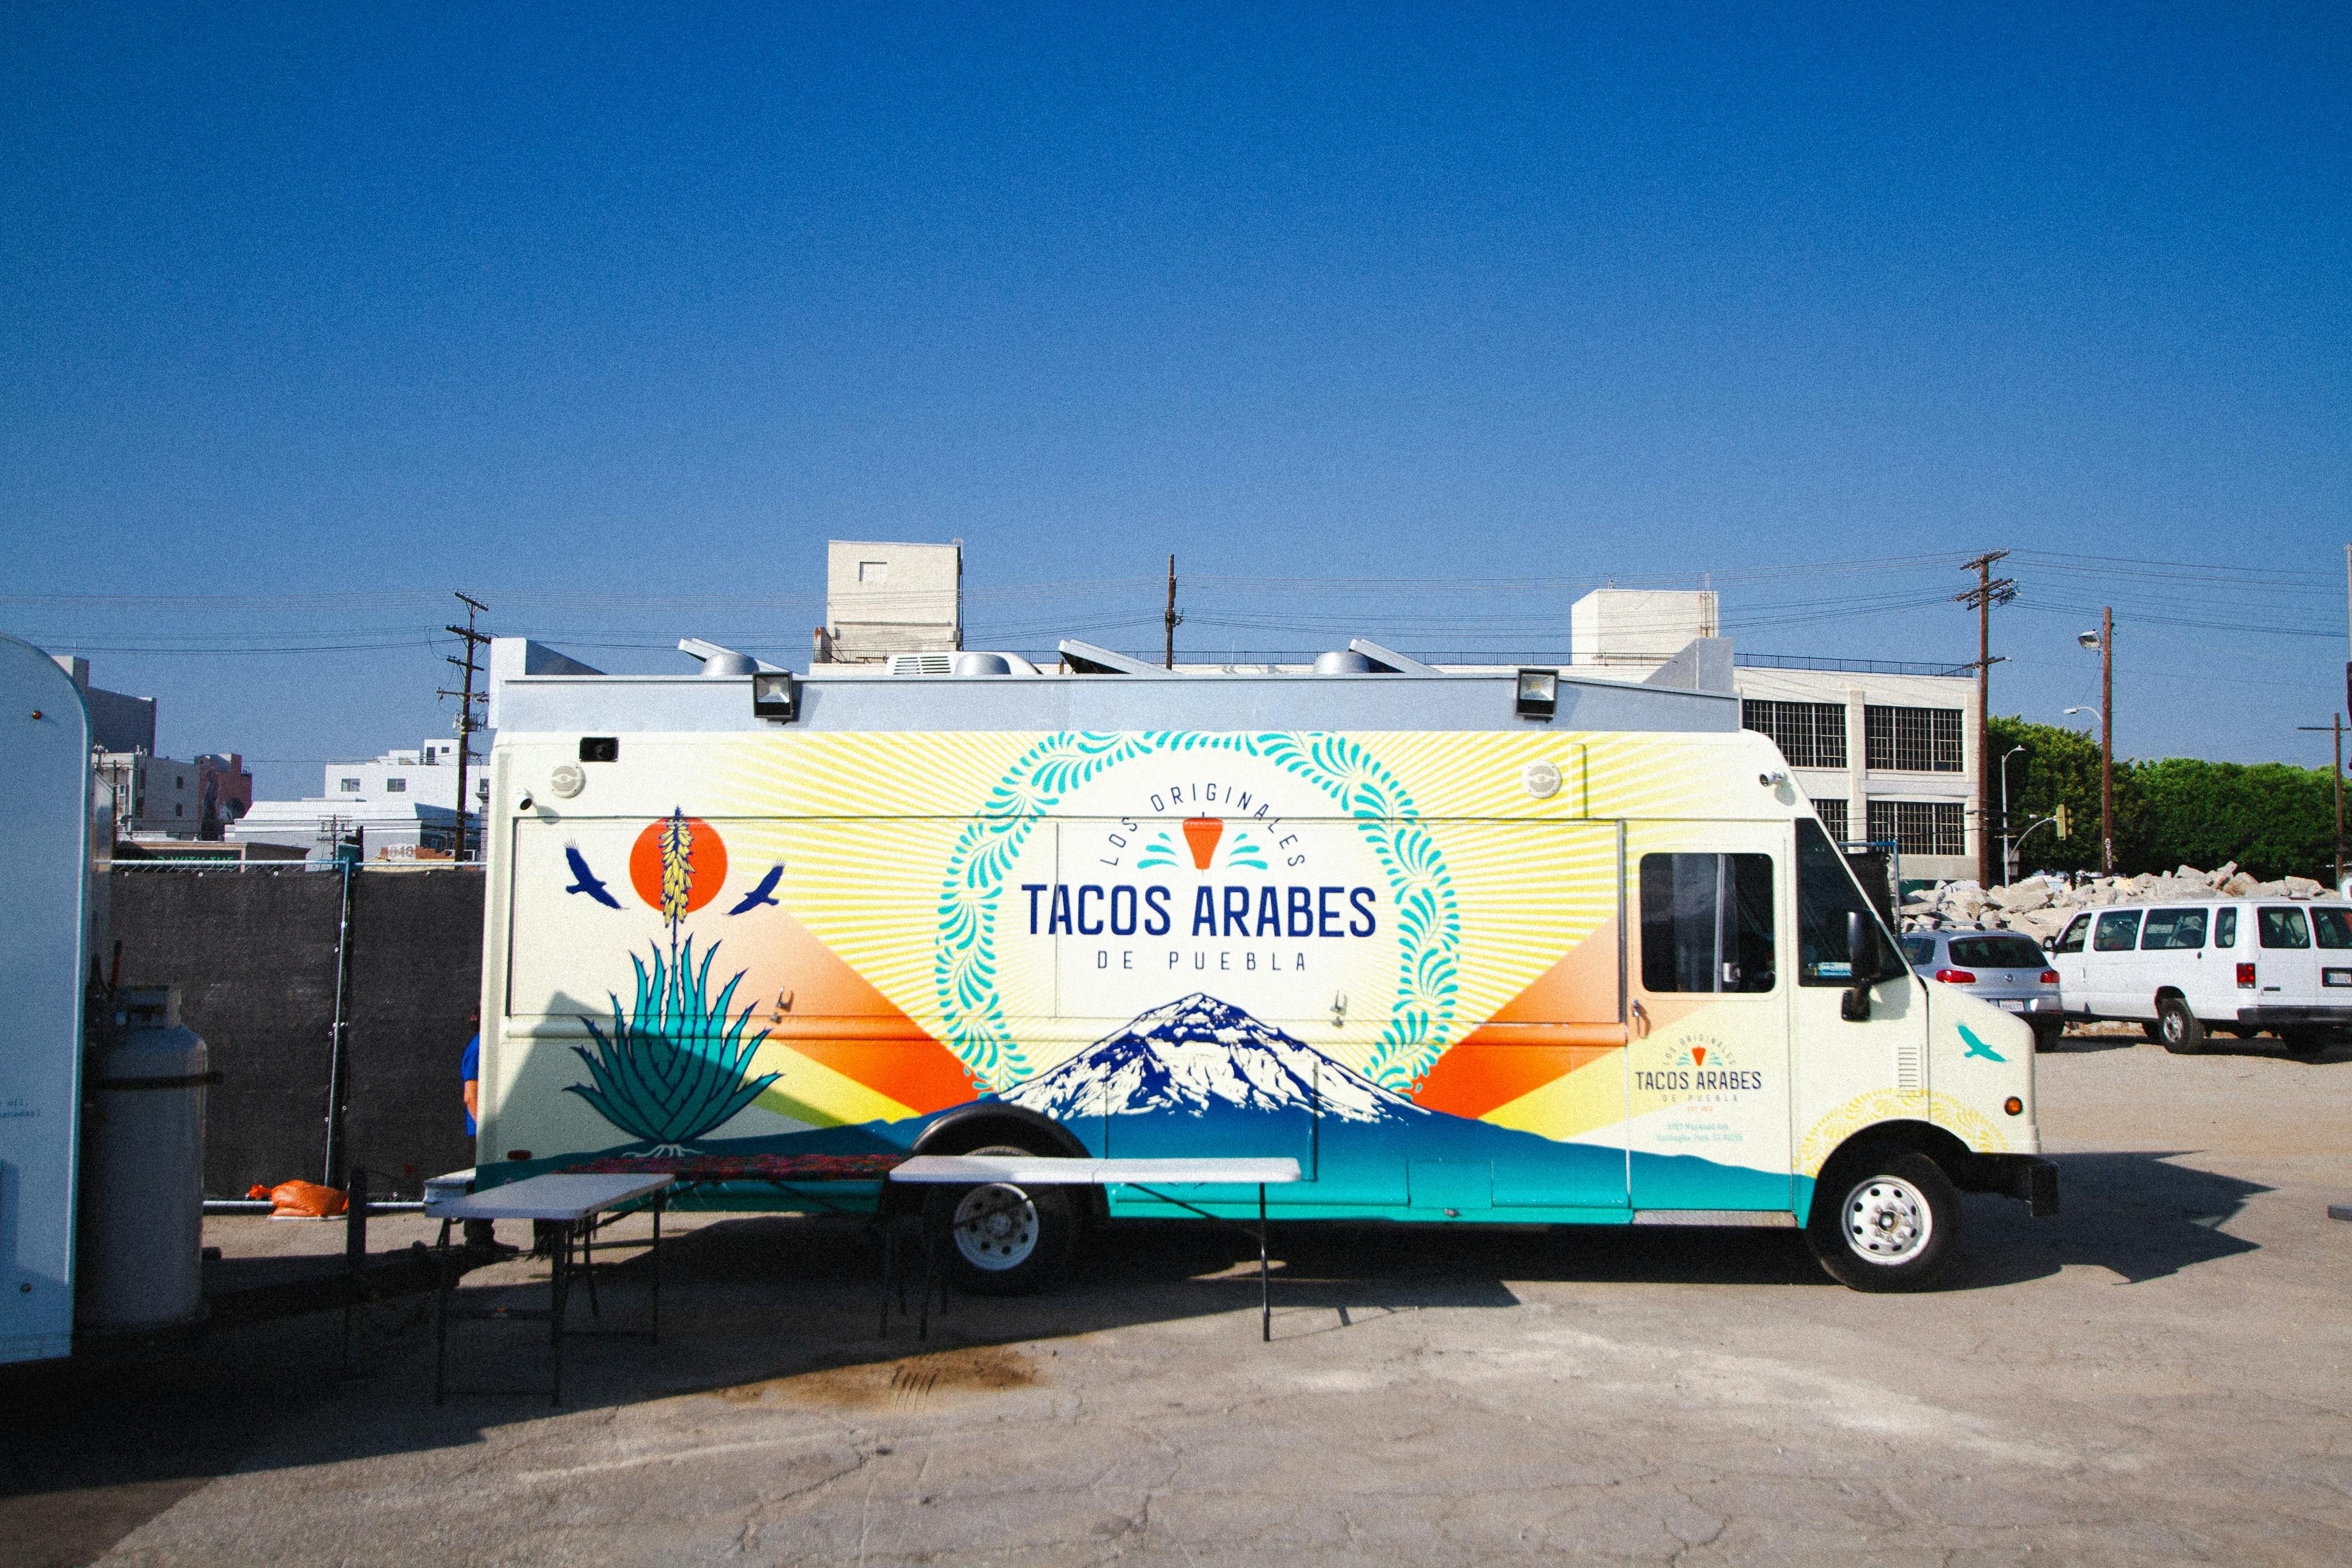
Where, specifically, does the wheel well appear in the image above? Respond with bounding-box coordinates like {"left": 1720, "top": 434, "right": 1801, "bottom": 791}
{"left": 1811, "top": 1120, "right": 1990, "bottom": 1221}
{"left": 912, "top": 1102, "right": 1090, "bottom": 1159}
{"left": 2155, "top": 987, "right": 2185, "bottom": 1005}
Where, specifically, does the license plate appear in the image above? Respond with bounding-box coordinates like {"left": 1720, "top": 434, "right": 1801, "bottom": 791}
{"left": 1998, "top": 1000, "right": 2027, "bottom": 1012}
{"left": 2326, "top": 968, "right": 2352, "bottom": 988}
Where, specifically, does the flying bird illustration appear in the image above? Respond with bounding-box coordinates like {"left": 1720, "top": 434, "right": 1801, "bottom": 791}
{"left": 727, "top": 864, "right": 784, "bottom": 914}
{"left": 1958, "top": 1023, "right": 2007, "bottom": 1063}
{"left": 563, "top": 846, "right": 620, "bottom": 908}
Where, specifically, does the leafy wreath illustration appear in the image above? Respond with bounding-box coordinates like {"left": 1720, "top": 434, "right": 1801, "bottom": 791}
{"left": 567, "top": 809, "right": 779, "bottom": 1150}
{"left": 934, "top": 731, "right": 1463, "bottom": 1091}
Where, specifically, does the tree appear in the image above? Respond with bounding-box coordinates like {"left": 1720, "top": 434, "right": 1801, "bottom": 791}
{"left": 1990, "top": 715, "right": 2339, "bottom": 883}
{"left": 1987, "top": 715, "right": 2144, "bottom": 877}
{"left": 2139, "top": 759, "right": 2335, "bottom": 882}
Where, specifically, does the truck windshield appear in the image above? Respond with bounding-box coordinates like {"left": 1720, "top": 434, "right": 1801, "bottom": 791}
{"left": 1796, "top": 819, "right": 1905, "bottom": 986}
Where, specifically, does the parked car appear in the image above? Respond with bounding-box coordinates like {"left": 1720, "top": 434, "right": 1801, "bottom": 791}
{"left": 1902, "top": 929, "right": 2065, "bottom": 1051}
{"left": 2045, "top": 899, "right": 2352, "bottom": 1055}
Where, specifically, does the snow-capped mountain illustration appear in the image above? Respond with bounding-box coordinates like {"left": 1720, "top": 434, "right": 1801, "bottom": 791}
{"left": 1004, "top": 993, "right": 1427, "bottom": 1125}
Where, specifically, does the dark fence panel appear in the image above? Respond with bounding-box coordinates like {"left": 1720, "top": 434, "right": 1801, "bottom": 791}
{"left": 110, "top": 867, "right": 342, "bottom": 1197}
{"left": 107, "top": 866, "right": 484, "bottom": 1198}
{"left": 344, "top": 869, "right": 481, "bottom": 1193}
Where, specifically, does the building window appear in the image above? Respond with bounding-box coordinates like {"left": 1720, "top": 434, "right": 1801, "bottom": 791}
{"left": 1866, "top": 799, "right": 1967, "bottom": 857}
{"left": 1864, "top": 706, "right": 1964, "bottom": 772}
{"left": 1811, "top": 797, "right": 1849, "bottom": 840}
{"left": 385, "top": 778, "right": 407, "bottom": 793}
{"left": 1742, "top": 699, "right": 1847, "bottom": 769}
{"left": 339, "top": 778, "right": 362, "bottom": 793}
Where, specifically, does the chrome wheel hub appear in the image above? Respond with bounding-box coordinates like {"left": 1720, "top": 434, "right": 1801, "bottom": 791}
{"left": 1842, "top": 1176, "right": 1932, "bottom": 1265}
{"left": 952, "top": 1183, "right": 1039, "bottom": 1271}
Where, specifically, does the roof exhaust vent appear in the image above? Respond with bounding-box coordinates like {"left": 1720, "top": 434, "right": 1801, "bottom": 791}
{"left": 953, "top": 652, "right": 1015, "bottom": 677}
{"left": 1313, "top": 650, "right": 1374, "bottom": 675}
{"left": 678, "top": 638, "right": 781, "bottom": 677}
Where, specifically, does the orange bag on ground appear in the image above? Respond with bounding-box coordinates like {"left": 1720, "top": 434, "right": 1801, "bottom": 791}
{"left": 251, "top": 1179, "right": 346, "bottom": 1217}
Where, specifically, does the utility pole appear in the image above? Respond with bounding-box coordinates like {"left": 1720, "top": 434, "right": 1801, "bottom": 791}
{"left": 1956, "top": 551, "right": 2016, "bottom": 886}
{"left": 1163, "top": 554, "right": 1181, "bottom": 670}
{"left": 2298, "top": 716, "right": 2345, "bottom": 886}
{"left": 2099, "top": 607, "right": 2114, "bottom": 875}
{"left": 439, "top": 592, "right": 491, "bottom": 863}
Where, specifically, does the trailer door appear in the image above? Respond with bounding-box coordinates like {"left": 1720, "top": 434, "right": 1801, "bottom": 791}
{"left": 1624, "top": 824, "right": 1794, "bottom": 1213}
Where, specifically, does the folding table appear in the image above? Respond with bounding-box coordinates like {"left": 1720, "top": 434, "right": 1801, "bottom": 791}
{"left": 426, "top": 1171, "right": 673, "bottom": 1405}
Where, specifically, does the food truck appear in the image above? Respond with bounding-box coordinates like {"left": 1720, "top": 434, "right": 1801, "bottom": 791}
{"left": 474, "top": 637, "right": 2055, "bottom": 1293}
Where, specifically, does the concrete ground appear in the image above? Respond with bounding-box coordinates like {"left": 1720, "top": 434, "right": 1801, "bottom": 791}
{"left": 7, "top": 1031, "right": 2351, "bottom": 1567}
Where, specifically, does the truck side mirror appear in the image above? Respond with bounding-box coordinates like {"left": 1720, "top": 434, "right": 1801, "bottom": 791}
{"left": 1842, "top": 910, "right": 1874, "bottom": 1022}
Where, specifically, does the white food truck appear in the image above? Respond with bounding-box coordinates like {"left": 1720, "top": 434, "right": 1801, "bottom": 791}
{"left": 472, "top": 636, "right": 2057, "bottom": 1292}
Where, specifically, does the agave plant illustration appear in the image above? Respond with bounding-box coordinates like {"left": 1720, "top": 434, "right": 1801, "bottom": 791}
{"left": 567, "top": 935, "right": 780, "bottom": 1152}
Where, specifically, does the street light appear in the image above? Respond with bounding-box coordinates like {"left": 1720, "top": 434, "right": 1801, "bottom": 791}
{"left": 2000, "top": 744, "right": 2026, "bottom": 884}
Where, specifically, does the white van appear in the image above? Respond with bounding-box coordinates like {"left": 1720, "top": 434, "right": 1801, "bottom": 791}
{"left": 2046, "top": 899, "right": 2352, "bottom": 1055}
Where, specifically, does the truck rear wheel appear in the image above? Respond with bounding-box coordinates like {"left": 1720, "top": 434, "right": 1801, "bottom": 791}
{"left": 2030, "top": 1018, "right": 2064, "bottom": 1053}
{"left": 2156, "top": 997, "right": 2207, "bottom": 1055}
{"left": 1806, "top": 1152, "right": 1962, "bottom": 1292}
{"left": 924, "top": 1144, "right": 1077, "bottom": 1297}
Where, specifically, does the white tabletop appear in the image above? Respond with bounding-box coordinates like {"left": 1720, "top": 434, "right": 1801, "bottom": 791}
{"left": 889, "top": 1155, "right": 1302, "bottom": 1187}
{"left": 427, "top": 1172, "right": 673, "bottom": 1222}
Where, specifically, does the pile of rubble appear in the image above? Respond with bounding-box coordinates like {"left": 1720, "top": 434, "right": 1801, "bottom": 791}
{"left": 1899, "top": 864, "right": 2346, "bottom": 946}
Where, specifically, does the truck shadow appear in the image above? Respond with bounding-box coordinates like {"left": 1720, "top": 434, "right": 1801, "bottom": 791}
{"left": 1950, "top": 1149, "right": 2265, "bottom": 1288}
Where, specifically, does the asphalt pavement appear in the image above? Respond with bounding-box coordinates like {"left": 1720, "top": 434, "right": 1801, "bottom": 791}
{"left": 7, "top": 1030, "right": 2350, "bottom": 1567}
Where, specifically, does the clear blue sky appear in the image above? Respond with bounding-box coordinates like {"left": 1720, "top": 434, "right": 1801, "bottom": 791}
{"left": 4, "top": 4, "right": 2347, "bottom": 799}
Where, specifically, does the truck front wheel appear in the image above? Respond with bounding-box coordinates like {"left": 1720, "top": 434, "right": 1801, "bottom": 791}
{"left": 1806, "top": 1151, "right": 1962, "bottom": 1292}
{"left": 2156, "top": 997, "right": 2207, "bottom": 1055}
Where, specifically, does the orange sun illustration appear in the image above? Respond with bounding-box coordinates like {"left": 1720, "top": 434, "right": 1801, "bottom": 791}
{"left": 628, "top": 813, "right": 729, "bottom": 918}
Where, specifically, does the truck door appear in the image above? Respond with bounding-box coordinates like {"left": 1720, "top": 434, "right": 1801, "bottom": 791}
{"left": 1787, "top": 818, "right": 1922, "bottom": 1208}
{"left": 2087, "top": 908, "right": 2146, "bottom": 1017}
{"left": 1625, "top": 824, "right": 1792, "bottom": 1212}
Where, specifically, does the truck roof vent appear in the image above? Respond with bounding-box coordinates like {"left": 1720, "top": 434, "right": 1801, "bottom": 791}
{"left": 1313, "top": 650, "right": 1374, "bottom": 675}
{"left": 887, "top": 652, "right": 956, "bottom": 676}
{"left": 951, "top": 652, "right": 1043, "bottom": 677}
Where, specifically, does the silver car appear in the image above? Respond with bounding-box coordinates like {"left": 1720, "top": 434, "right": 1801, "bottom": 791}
{"left": 1901, "top": 929, "right": 2066, "bottom": 1052}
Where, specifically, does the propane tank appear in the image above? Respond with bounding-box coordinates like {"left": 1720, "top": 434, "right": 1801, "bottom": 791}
{"left": 78, "top": 987, "right": 208, "bottom": 1335}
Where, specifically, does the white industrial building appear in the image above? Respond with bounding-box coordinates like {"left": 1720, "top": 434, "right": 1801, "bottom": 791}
{"left": 229, "top": 737, "right": 479, "bottom": 860}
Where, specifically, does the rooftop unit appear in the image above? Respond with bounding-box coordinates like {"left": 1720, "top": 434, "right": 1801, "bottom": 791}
{"left": 815, "top": 540, "right": 963, "bottom": 665}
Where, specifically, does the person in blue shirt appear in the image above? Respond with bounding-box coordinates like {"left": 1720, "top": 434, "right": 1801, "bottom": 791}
{"left": 460, "top": 1018, "right": 492, "bottom": 1246}
{"left": 461, "top": 1030, "right": 480, "bottom": 1137}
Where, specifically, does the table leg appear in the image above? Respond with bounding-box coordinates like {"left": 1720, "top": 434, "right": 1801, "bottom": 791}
{"left": 434, "top": 1232, "right": 451, "bottom": 1407}
{"left": 550, "top": 1223, "right": 571, "bottom": 1407}
{"left": 918, "top": 1225, "right": 934, "bottom": 1341}
{"left": 582, "top": 1212, "right": 601, "bottom": 1320}
{"left": 1259, "top": 1184, "right": 1271, "bottom": 1343}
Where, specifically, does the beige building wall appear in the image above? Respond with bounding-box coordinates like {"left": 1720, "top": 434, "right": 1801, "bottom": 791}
{"left": 821, "top": 540, "right": 963, "bottom": 663}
